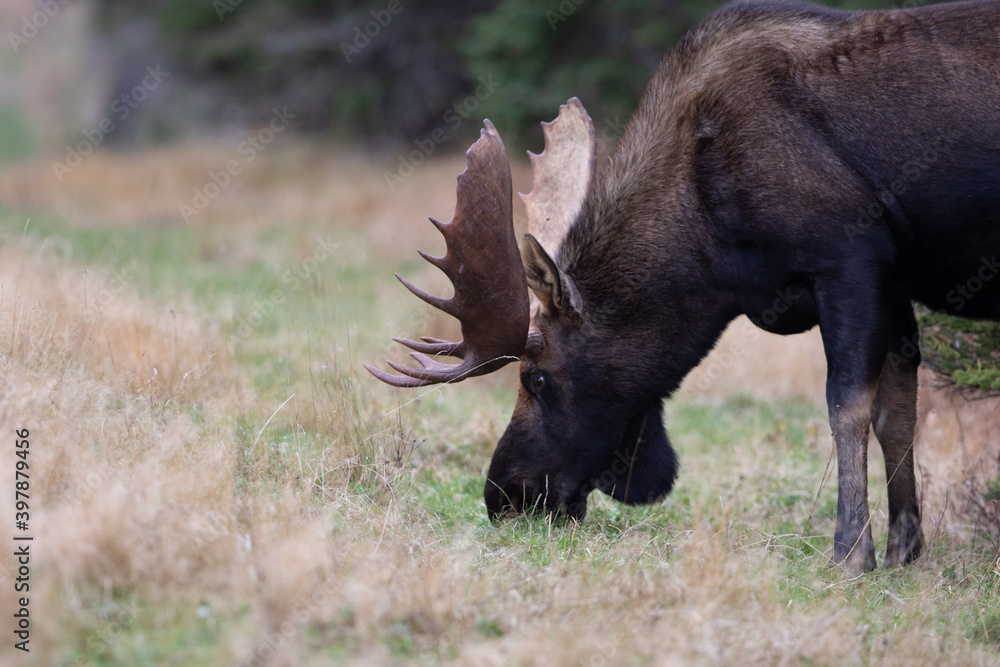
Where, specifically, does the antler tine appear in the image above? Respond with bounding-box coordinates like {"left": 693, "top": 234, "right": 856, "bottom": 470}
{"left": 363, "top": 352, "right": 475, "bottom": 388}
{"left": 415, "top": 218, "right": 456, "bottom": 276}
{"left": 416, "top": 249, "right": 450, "bottom": 275}
{"left": 427, "top": 216, "right": 449, "bottom": 233}
{"left": 395, "top": 273, "right": 460, "bottom": 319}
{"left": 367, "top": 120, "right": 530, "bottom": 388}
{"left": 386, "top": 354, "right": 481, "bottom": 383}
{"left": 518, "top": 97, "right": 597, "bottom": 260}
{"left": 393, "top": 336, "right": 465, "bottom": 358}
{"left": 363, "top": 363, "right": 433, "bottom": 388}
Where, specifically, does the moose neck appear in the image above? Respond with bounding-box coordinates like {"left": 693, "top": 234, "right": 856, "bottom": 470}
{"left": 557, "top": 100, "right": 738, "bottom": 398}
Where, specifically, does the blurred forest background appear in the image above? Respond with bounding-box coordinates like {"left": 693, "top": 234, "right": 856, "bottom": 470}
{"left": 0, "top": 0, "right": 996, "bottom": 390}
{"left": 1, "top": 0, "right": 902, "bottom": 154}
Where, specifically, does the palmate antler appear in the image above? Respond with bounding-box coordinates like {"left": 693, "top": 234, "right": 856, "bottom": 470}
{"left": 367, "top": 101, "right": 597, "bottom": 388}
{"left": 364, "top": 121, "right": 530, "bottom": 387}
{"left": 519, "top": 97, "right": 596, "bottom": 260}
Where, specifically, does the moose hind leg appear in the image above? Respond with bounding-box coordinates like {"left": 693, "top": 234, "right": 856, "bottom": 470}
{"left": 873, "top": 305, "right": 924, "bottom": 567}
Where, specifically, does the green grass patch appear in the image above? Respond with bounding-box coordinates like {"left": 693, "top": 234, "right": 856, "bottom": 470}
{"left": 917, "top": 304, "right": 1000, "bottom": 393}
{"left": 0, "top": 106, "right": 34, "bottom": 163}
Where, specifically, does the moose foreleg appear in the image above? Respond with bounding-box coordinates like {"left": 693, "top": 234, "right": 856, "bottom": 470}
{"left": 829, "top": 390, "right": 879, "bottom": 572}
{"left": 817, "top": 280, "right": 887, "bottom": 573}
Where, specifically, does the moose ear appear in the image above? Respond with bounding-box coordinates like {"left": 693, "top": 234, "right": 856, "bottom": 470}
{"left": 521, "top": 233, "right": 581, "bottom": 315}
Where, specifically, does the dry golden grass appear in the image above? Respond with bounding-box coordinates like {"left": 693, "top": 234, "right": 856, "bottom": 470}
{"left": 0, "top": 143, "right": 997, "bottom": 665}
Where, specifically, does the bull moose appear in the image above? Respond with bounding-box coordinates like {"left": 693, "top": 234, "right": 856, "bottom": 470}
{"left": 368, "top": 0, "right": 1000, "bottom": 573}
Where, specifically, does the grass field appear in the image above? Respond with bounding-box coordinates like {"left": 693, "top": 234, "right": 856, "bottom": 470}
{"left": 0, "top": 141, "right": 998, "bottom": 665}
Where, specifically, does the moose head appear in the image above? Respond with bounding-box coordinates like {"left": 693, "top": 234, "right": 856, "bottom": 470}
{"left": 366, "top": 100, "right": 679, "bottom": 520}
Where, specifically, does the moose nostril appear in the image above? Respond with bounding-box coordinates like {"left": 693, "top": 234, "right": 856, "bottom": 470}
{"left": 484, "top": 478, "right": 520, "bottom": 521}
{"left": 484, "top": 475, "right": 559, "bottom": 520}
{"left": 518, "top": 482, "right": 549, "bottom": 515}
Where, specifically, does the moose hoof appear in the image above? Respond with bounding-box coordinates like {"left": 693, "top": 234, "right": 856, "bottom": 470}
{"left": 842, "top": 549, "right": 877, "bottom": 574}
{"left": 832, "top": 542, "right": 877, "bottom": 574}
{"left": 884, "top": 518, "right": 923, "bottom": 568}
